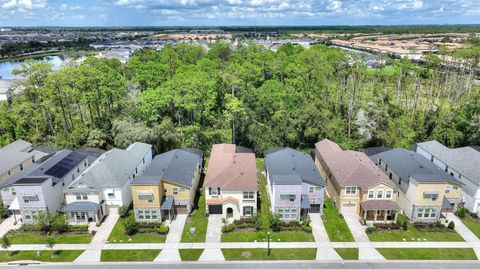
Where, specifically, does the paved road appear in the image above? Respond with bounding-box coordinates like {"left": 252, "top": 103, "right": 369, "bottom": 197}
{"left": 2, "top": 261, "right": 479, "bottom": 269}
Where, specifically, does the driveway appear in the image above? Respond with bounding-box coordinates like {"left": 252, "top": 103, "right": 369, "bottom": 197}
{"left": 206, "top": 215, "right": 223, "bottom": 243}
{"left": 0, "top": 215, "right": 21, "bottom": 237}
{"left": 309, "top": 213, "right": 329, "bottom": 242}
{"left": 154, "top": 214, "right": 187, "bottom": 262}
{"left": 343, "top": 214, "right": 369, "bottom": 242}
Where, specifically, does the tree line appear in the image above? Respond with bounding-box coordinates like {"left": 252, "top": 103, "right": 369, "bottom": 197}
{"left": 0, "top": 42, "right": 479, "bottom": 155}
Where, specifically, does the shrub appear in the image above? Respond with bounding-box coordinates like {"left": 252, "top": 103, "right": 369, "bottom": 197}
{"left": 366, "top": 226, "right": 378, "bottom": 234}
{"left": 302, "top": 225, "right": 312, "bottom": 233}
{"left": 456, "top": 208, "right": 466, "bottom": 219}
{"left": 222, "top": 224, "right": 235, "bottom": 233}
{"left": 35, "top": 212, "right": 55, "bottom": 234}
{"left": 0, "top": 206, "right": 9, "bottom": 219}
{"left": 158, "top": 225, "right": 169, "bottom": 234}
{"left": 338, "top": 213, "right": 344, "bottom": 219}
{"left": 402, "top": 221, "right": 408, "bottom": 231}
{"left": 301, "top": 215, "right": 311, "bottom": 226}
{"left": 448, "top": 221, "right": 455, "bottom": 230}
{"left": 122, "top": 216, "right": 138, "bottom": 236}
{"left": 137, "top": 222, "right": 163, "bottom": 229}
{"left": 51, "top": 214, "right": 68, "bottom": 234}
{"left": 69, "top": 225, "right": 89, "bottom": 232}
{"left": 270, "top": 213, "right": 281, "bottom": 232}
{"left": 118, "top": 205, "right": 129, "bottom": 218}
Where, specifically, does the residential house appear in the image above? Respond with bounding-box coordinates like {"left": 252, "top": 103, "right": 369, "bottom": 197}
{"left": 264, "top": 147, "right": 325, "bottom": 220}
{"left": 315, "top": 139, "right": 400, "bottom": 223}
{"left": 62, "top": 142, "right": 152, "bottom": 224}
{"left": 416, "top": 141, "right": 480, "bottom": 213}
{"left": 0, "top": 140, "right": 48, "bottom": 188}
{"left": 370, "top": 148, "right": 462, "bottom": 222}
{"left": 131, "top": 149, "right": 203, "bottom": 222}
{"left": 205, "top": 144, "right": 258, "bottom": 220}
{"left": 1, "top": 150, "right": 89, "bottom": 224}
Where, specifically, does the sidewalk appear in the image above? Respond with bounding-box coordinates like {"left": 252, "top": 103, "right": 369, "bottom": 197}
{"left": 0, "top": 215, "right": 21, "bottom": 237}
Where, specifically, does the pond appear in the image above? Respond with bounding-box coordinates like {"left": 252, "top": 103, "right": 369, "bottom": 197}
{"left": 0, "top": 55, "right": 65, "bottom": 79}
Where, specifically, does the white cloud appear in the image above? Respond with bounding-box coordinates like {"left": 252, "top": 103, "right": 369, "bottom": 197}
{"left": 2, "top": 0, "right": 47, "bottom": 10}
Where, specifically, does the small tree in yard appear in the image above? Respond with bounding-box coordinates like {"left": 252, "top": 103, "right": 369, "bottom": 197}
{"left": 46, "top": 236, "right": 56, "bottom": 257}
{"left": 448, "top": 221, "right": 455, "bottom": 230}
{"left": 1, "top": 235, "right": 11, "bottom": 257}
{"left": 270, "top": 213, "right": 282, "bottom": 232}
{"left": 122, "top": 216, "right": 138, "bottom": 236}
{"left": 51, "top": 214, "right": 68, "bottom": 234}
{"left": 36, "top": 212, "right": 55, "bottom": 234}
{"left": 118, "top": 205, "right": 129, "bottom": 218}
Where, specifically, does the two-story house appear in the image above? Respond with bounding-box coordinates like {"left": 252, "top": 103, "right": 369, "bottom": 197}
{"left": 205, "top": 144, "right": 258, "bottom": 220}
{"left": 370, "top": 148, "right": 462, "bottom": 222}
{"left": 0, "top": 139, "right": 47, "bottom": 190}
{"left": 2, "top": 150, "right": 89, "bottom": 224}
{"left": 315, "top": 139, "right": 400, "bottom": 223}
{"left": 416, "top": 140, "right": 480, "bottom": 214}
{"left": 62, "top": 142, "right": 152, "bottom": 224}
{"left": 130, "top": 149, "right": 203, "bottom": 223}
{"left": 264, "top": 147, "right": 325, "bottom": 220}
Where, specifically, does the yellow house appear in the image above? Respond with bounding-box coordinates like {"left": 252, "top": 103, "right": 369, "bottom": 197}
{"left": 314, "top": 139, "right": 400, "bottom": 223}
{"left": 130, "top": 149, "right": 203, "bottom": 222}
{"left": 370, "top": 148, "right": 463, "bottom": 222}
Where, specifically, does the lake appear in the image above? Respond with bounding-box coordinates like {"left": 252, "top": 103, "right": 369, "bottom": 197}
{"left": 0, "top": 55, "right": 65, "bottom": 79}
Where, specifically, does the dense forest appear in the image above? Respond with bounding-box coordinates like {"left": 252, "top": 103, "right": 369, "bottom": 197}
{"left": 0, "top": 42, "right": 479, "bottom": 155}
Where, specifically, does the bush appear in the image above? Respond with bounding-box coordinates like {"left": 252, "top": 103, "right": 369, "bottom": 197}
{"left": 302, "top": 225, "right": 312, "bottom": 233}
{"left": 0, "top": 206, "right": 9, "bottom": 219}
{"left": 301, "top": 215, "right": 311, "bottom": 226}
{"left": 270, "top": 214, "right": 281, "bottom": 232}
{"left": 338, "top": 213, "right": 344, "bottom": 219}
{"left": 456, "top": 208, "right": 466, "bottom": 219}
{"left": 402, "top": 221, "right": 408, "bottom": 231}
{"left": 118, "top": 205, "right": 129, "bottom": 218}
{"left": 373, "top": 223, "right": 401, "bottom": 230}
{"left": 138, "top": 228, "right": 157, "bottom": 233}
{"left": 69, "top": 225, "right": 89, "bottom": 232}
{"left": 137, "top": 222, "right": 163, "bottom": 229}
{"left": 366, "top": 226, "right": 378, "bottom": 234}
{"left": 158, "top": 225, "right": 169, "bottom": 234}
{"left": 122, "top": 216, "right": 138, "bottom": 236}
{"left": 51, "top": 214, "right": 68, "bottom": 234}
{"left": 448, "top": 221, "right": 455, "bottom": 230}
{"left": 222, "top": 224, "right": 235, "bottom": 233}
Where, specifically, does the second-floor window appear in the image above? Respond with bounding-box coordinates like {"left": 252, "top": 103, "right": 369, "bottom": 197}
{"left": 309, "top": 186, "right": 322, "bottom": 193}
{"left": 209, "top": 187, "right": 220, "bottom": 195}
{"left": 11, "top": 188, "right": 16, "bottom": 195}
{"left": 22, "top": 195, "right": 39, "bottom": 203}
{"left": 243, "top": 191, "right": 255, "bottom": 199}
{"left": 345, "top": 186, "right": 356, "bottom": 195}
{"left": 385, "top": 190, "right": 392, "bottom": 199}
{"left": 76, "top": 193, "right": 88, "bottom": 200}
{"left": 377, "top": 190, "right": 384, "bottom": 199}
{"left": 280, "top": 194, "right": 296, "bottom": 202}
{"left": 368, "top": 190, "right": 375, "bottom": 199}
{"left": 138, "top": 193, "right": 153, "bottom": 203}
{"left": 108, "top": 192, "right": 115, "bottom": 199}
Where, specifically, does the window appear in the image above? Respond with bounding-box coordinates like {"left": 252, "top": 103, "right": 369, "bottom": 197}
{"left": 84, "top": 160, "right": 87, "bottom": 166}
{"left": 453, "top": 186, "right": 459, "bottom": 190}
{"left": 424, "top": 208, "right": 431, "bottom": 218}
{"left": 8, "top": 171, "right": 11, "bottom": 175}
{"left": 430, "top": 209, "right": 436, "bottom": 218}
{"left": 389, "top": 172, "right": 392, "bottom": 180}
{"left": 243, "top": 206, "right": 253, "bottom": 215}
{"left": 417, "top": 208, "right": 423, "bottom": 218}
{"left": 143, "top": 158, "right": 145, "bottom": 164}
{"left": 309, "top": 187, "right": 322, "bottom": 193}
{"left": 280, "top": 194, "right": 296, "bottom": 202}
{"left": 22, "top": 195, "right": 39, "bottom": 203}
{"left": 151, "top": 211, "right": 158, "bottom": 219}
{"left": 138, "top": 193, "right": 153, "bottom": 202}
{"left": 385, "top": 190, "right": 392, "bottom": 199}
{"left": 138, "top": 210, "right": 144, "bottom": 219}
{"left": 243, "top": 191, "right": 255, "bottom": 199}
{"left": 277, "top": 208, "right": 297, "bottom": 219}
{"left": 450, "top": 172, "right": 454, "bottom": 177}
{"left": 173, "top": 188, "right": 179, "bottom": 195}
{"left": 385, "top": 164, "right": 388, "bottom": 172}
{"left": 445, "top": 185, "right": 451, "bottom": 194}
{"left": 11, "top": 188, "right": 16, "bottom": 195}
{"left": 71, "top": 174, "right": 75, "bottom": 181}
{"left": 108, "top": 192, "right": 115, "bottom": 199}
{"left": 345, "top": 186, "right": 356, "bottom": 195}
{"left": 368, "top": 190, "right": 375, "bottom": 199}
{"left": 20, "top": 164, "right": 23, "bottom": 170}
{"left": 209, "top": 187, "right": 220, "bottom": 195}
{"left": 77, "top": 167, "right": 80, "bottom": 173}
{"left": 376, "top": 190, "right": 384, "bottom": 199}
{"left": 430, "top": 156, "right": 434, "bottom": 162}
{"left": 76, "top": 193, "right": 88, "bottom": 200}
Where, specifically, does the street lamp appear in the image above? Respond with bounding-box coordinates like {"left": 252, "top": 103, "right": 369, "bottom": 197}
{"left": 267, "top": 231, "right": 271, "bottom": 256}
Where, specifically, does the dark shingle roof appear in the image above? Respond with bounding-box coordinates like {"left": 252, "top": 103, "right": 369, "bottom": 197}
{"left": 370, "top": 148, "right": 461, "bottom": 185}
{"left": 132, "top": 149, "right": 203, "bottom": 187}
{"left": 264, "top": 147, "right": 325, "bottom": 187}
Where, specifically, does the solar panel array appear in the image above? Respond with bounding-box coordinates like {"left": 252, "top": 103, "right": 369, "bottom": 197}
{"left": 45, "top": 151, "right": 86, "bottom": 178}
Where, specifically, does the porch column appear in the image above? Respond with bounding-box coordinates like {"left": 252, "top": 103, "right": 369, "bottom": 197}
{"left": 363, "top": 210, "right": 367, "bottom": 220}
{"left": 374, "top": 210, "right": 378, "bottom": 222}
{"left": 74, "top": 213, "right": 77, "bottom": 223}
{"left": 384, "top": 210, "right": 388, "bottom": 222}
{"left": 394, "top": 211, "right": 398, "bottom": 223}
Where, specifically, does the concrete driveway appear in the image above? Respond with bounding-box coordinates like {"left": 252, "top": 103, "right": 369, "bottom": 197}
{"left": 0, "top": 215, "right": 21, "bottom": 237}
{"left": 154, "top": 214, "right": 187, "bottom": 262}
{"left": 309, "top": 213, "right": 329, "bottom": 242}
{"left": 343, "top": 214, "right": 369, "bottom": 242}
{"left": 206, "top": 215, "right": 223, "bottom": 243}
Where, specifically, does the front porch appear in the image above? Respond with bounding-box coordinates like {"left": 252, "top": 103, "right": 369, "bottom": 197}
{"left": 61, "top": 201, "right": 103, "bottom": 225}
{"left": 160, "top": 196, "right": 175, "bottom": 222}
{"left": 360, "top": 200, "right": 400, "bottom": 224}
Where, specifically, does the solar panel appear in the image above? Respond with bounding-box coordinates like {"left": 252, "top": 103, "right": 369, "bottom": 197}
{"left": 45, "top": 151, "right": 86, "bottom": 178}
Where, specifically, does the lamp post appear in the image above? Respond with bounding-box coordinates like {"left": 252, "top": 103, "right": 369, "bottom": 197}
{"left": 267, "top": 231, "right": 271, "bottom": 256}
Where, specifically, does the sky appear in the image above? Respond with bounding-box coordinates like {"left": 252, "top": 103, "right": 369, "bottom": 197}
{"left": 0, "top": 0, "right": 479, "bottom": 27}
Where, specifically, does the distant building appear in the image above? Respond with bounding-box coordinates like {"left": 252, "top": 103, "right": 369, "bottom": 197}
{"left": 98, "top": 48, "right": 132, "bottom": 64}
{"left": 0, "top": 79, "right": 23, "bottom": 102}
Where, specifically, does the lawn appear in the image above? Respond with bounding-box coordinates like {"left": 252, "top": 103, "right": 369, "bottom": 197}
{"left": 368, "top": 215, "right": 464, "bottom": 242}
{"left": 460, "top": 214, "right": 480, "bottom": 240}
{"left": 179, "top": 249, "right": 204, "bottom": 261}
{"left": 222, "top": 248, "right": 316, "bottom": 260}
{"left": 181, "top": 174, "right": 208, "bottom": 243}
{"left": 0, "top": 250, "right": 84, "bottom": 262}
{"left": 107, "top": 218, "right": 166, "bottom": 243}
{"left": 334, "top": 248, "right": 358, "bottom": 260}
{"left": 323, "top": 199, "right": 355, "bottom": 242}
{"left": 376, "top": 248, "right": 477, "bottom": 260}
{"left": 8, "top": 233, "right": 92, "bottom": 244}
{"left": 100, "top": 249, "right": 161, "bottom": 262}
{"left": 256, "top": 158, "right": 272, "bottom": 230}
{"left": 221, "top": 231, "right": 314, "bottom": 242}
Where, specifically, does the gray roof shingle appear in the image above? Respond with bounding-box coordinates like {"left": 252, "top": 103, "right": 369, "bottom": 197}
{"left": 264, "top": 147, "right": 325, "bottom": 187}
{"left": 132, "top": 148, "right": 203, "bottom": 187}
{"left": 0, "top": 140, "right": 48, "bottom": 177}
{"left": 67, "top": 142, "right": 152, "bottom": 189}
{"left": 417, "top": 140, "right": 480, "bottom": 185}
{"left": 370, "top": 148, "right": 461, "bottom": 185}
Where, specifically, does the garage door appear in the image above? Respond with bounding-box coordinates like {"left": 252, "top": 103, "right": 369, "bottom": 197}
{"left": 310, "top": 204, "right": 321, "bottom": 213}
{"left": 341, "top": 202, "right": 357, "bottom": 215}
{"left": 208, "top": 205, "right": 222, "bottom": 214}
{"left": 176, "top": 205, "right": 188, "bottom": 214}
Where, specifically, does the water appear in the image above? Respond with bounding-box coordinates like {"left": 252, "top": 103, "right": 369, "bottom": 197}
{"left": 0, "top": 55, "right": 65, "bottom": 79}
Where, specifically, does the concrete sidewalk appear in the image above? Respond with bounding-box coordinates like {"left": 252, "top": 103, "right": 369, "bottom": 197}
{"left": 0, "top": 215, "right": 21, "bottom": 238}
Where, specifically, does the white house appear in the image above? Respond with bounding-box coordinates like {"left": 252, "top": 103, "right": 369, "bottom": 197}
{"left": 205, "top": 144, "right": 258, "bottom": 220}
{"left": 62, "top": 142, "right": 152, "bottom": 224}
{"left": 416, "top": 140, "right": 480, "bottom": 214}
